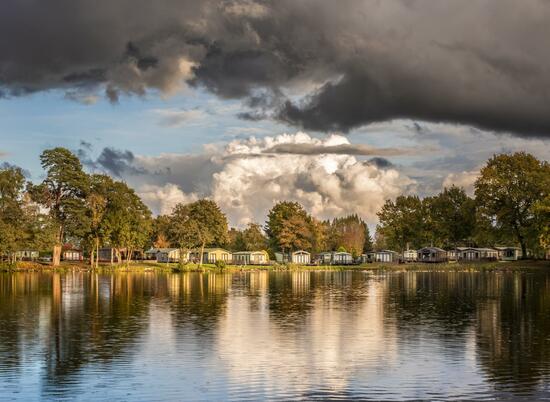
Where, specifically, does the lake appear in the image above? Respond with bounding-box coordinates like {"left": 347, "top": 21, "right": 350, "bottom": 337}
{"left": 0, "top": 270, "right": 549, "bottom": 401}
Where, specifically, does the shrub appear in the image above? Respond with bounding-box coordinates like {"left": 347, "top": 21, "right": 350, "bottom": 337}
{"left": 215, "top": 260, "right": 226, "bottom": 269}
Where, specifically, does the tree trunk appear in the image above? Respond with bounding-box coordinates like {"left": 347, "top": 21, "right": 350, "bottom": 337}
{"left": 52, "top": 244, "right": 62, "bottom": 266}
{"left": 89, "top": 249, "right": 94, "bottom": 266}
{"left": 520, "top": 240, "right": 527, "bottom": 260}
{"left": 199, "top": 242, "right": 205, "bottom": 268}
{"left": 126, "top": 248, "right": 132, "bottom": 268}
{"left": 95, "top": 238, "right": 99, "bottom": 269}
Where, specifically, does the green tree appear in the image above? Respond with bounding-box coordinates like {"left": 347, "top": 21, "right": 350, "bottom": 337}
{"left": 227, "top": 227, "right": 246, "bottom": 251}
{"left": 29, "top": 148, "right": 89, "bottom": 265}
{"left": 102, "top": 180, "right": 152, "bottom": 266}
{"left": 168, "top": 199, "right": 228, "bottom": 267}
{"left": 363, "top": 224, "right": 374, "bottom": 252}
{"left": 0, "top": 166, "right": 27, "bottom": 262}
{"left": 240, "top": 223, "right": 267, "bottom": 251}
{"left": 151, "top": 215, "right": 172, "bottom": 248}
{"left": 265, "top": 201, "right": 312, "bottom": 253}
{"left": 425, "top": 186, "right": 476, "bottom": 249}
{"left": 376, "top": 195, "right": 426, "bottom": 252}
{"left": 475, "top": 152, "right": 549, "bottom": 258}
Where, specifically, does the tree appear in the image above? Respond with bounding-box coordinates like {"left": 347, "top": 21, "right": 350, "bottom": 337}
{"left": 151, "top": 215, "right": 172, "bottom": 248}
{"left": 0, "top": 166, "right": 27, "bottom": 262}
{"left": 309, "top": 218, "right": 329, "bottom": 254}
{"left": 29, "top": 148, "right": 89, "bottom": 265}
{"left": 168, "top": 199, "right": 228, "bottom": 267}
{"left": 363, "top": 224, "right": 374, "bottom": 252}
{"left": 425, "top": 186, "right": 476, "bottom": 249}
{"left": 534, "top": 195, "right": 550, "bottom": 255}
{"left": 102, "top": 180, "right": 152, "bottom": 266}
{"left": 265, "top": 201, "right": 312, "bottom": 253}
{"left": 376, "top": 195, "right": 426, "bottom": 252}
{"left": 240, "top": 223, "right": 267, "bottom": 251}
{"left": 84, "top": 174, "right": 110, "bottom": 268}
{"left": 475, "top": 152, "right": 549, "bottom": 258}
{"left": 227, "top": 227, "right": 246, "bottom": 251}
{"left": 328, "top": 214, "right": 367, "bottom": 257}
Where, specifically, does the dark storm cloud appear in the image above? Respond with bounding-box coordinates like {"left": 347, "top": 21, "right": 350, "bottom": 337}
{"left": 2, "top": 0, "right": 550, "bottom": 137}
{"left": 367, "top": 157, "right": 394, "bottom": 169}
{"left": 78, "top": 146, "right": 146, "bottom": 177}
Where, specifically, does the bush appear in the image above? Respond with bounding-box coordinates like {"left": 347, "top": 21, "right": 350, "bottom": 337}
{"left": 215, "top": 260, "right": 226, "bottom": 269}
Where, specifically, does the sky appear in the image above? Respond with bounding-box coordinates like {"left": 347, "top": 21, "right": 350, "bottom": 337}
{"left": 1, "top": 0, "right": 549, "bottom": 227}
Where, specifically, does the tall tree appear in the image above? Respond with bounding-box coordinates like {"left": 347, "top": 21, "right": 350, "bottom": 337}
{"left": 363, "top": 224, "right": 374, "bottom": 252}
{"left": 151, "top": 215, "right": 172, "bottom": 248}
{"left": 475, "top": 152, "right": 549, "bottom": 258}
{"left": 534, "top": 194, "right": 550, "bottom": 255}
{"left": 425, "top": 186, "right": 476, "bottom": 249}
{"left": 84, "top": 174, "right": 110, "bottom": 268}
{"left": 240, "top": 223, "right": 268, "bottom": 251}
{"left": 102, "top": 180, "right": 152, "bottom": 266}
{"left": 265, "top": 201, "right": 312, "bottom": 253}
{"left": 0, "top": 166, "right": 27, "bottom": 262}
{"left": 29, "top": 148, "right": 89, "bottom": 265}
{"left": 168, "top": 199, "right": 228, "bottom": 267}
{"left": 329, "top": 214, "right": 367, "bottom": 257}
{"left": 376, "top": 195, "right": 426, "bottom": 252}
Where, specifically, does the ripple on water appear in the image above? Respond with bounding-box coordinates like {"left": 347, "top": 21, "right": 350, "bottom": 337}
{"left": 0, "top": 270, "right": 549, "bottom": 401}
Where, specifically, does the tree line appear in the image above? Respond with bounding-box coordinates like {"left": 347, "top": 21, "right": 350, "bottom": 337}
{"left": 0, "top": 148, "right": 548, "bottom": 265}
{"left": 376, "top": 153, "right": 549, "bottom": 258}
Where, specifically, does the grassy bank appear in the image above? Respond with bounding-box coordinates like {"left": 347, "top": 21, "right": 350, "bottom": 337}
{"left": 2, "top": 259, "right": 549, "bottom": 273}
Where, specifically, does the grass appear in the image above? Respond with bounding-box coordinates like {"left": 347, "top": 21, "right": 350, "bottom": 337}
{"left": 2, "top": 259, "right": 548, "bottom": 273}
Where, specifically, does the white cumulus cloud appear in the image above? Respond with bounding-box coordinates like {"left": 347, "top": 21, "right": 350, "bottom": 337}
{"left": 129, "top": 132, "right": 415, "bottom": 226}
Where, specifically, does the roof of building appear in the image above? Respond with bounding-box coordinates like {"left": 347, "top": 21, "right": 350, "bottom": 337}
{"left": 418, "top": 247, "right": 446, "bottom": 252}
{"left": 202, "top": 248, "right": 231, "bottom": 253}
{"left": 233, "top": 250, "right": 268, "bottom": 255}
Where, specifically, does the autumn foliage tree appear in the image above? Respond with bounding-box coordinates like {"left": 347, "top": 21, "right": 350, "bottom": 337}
{"left": 265, "top": 201, "right": 313, "bottom": 253}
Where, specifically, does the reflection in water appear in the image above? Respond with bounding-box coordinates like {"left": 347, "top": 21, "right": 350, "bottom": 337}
{"left": 0, "top": 270, "right": 549, "bottom": 400}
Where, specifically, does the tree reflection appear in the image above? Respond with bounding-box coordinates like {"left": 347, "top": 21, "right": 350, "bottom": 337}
{"left": 476, "top": 272, "right": 550, "bottom": 392}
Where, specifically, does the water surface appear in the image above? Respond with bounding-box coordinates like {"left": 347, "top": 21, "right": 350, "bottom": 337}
{"left": 0, "top": 270, "right": 549, "bottom": 401}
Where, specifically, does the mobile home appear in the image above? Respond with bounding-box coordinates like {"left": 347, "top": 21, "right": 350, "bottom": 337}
{"left": 417, "top": 247, "right": 447, "bottom": 263}
{"left": 291, "top": 250, "right": 310, "bottom": 264}
{"left": 373, "top": 250, "right": 400, "bottom": 263}
{"left": 232, "top": 250, "right": 269, "bottom": 265}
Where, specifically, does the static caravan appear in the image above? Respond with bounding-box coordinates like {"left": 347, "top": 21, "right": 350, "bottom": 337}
{"left": 494, "top": 247, "right": 522, "bottom": 261}
{"left": 291, "top": 250, "right": 311, "bottom": 264}
{"left": 403, "top": 249, "right": 417, "bottom": 262}
{"left": 98, "top": 247, "right": 119, "bottom": 263}
{"left": 62, "top": 249, "right": 83, "bottom": 261}
{"left": 457, "top": 247, "right": 499, "bottom": 261}
{"left": 373, "top": 250, "right": 400, "bottom": 263}
{"left": 198, "top": 248, "right": 232, "bottom": 264}
{"left": 144, "top": 248, "right": 159, "bottom": 260}
{"left": 316, "top": 252, "right": 333, "bottom": 264}
{"left": 332, "top": 252, "right": 353, "bottom": 265}
{"left": 15, "top": 250, "right": 39, "bottom": 261}
{"left": 358, "top": 253, "right": 374, "bottom": 263}
{"left": 156, "top": 248, "right": 181, "bottom": 263}
{"left": 417, "top": 247, "right": 447, "bottom": 263}
{"left": 233, "top": 250, "right": 269, "bottom": 265}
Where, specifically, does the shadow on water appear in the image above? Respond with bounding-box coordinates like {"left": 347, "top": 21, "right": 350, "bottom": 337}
{"left": 0, "top": 269, "right": 549, "bottom": 400}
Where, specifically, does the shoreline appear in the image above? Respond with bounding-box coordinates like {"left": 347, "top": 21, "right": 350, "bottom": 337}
{"left": 2, "top": 260, "right": 549, "bottom": 273}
